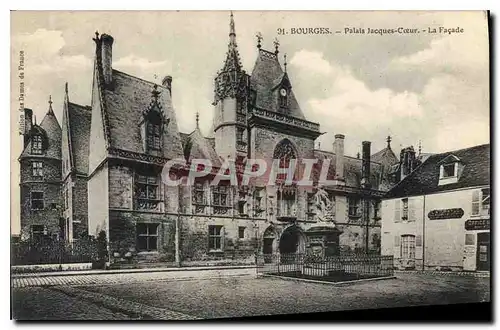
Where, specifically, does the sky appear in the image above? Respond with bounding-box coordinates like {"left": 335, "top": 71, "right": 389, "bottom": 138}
{"left": 10, "top": 11, "right": 489, "bottom": 234}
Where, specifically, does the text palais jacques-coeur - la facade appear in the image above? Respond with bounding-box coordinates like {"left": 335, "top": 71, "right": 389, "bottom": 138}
{"left": 20, "top": 12, "right": 410, "bottom": 266}
{"left": 381, "top": 144, "right": 490, "bottom": 272}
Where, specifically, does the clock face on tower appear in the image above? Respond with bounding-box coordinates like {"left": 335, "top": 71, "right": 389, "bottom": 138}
{"left": 280, "top": 88, "right": 287, "bottom": 97}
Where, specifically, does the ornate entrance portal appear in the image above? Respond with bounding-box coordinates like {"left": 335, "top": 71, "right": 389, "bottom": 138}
{"left": 279, "top": 225, "right": 306, "bottom": 254}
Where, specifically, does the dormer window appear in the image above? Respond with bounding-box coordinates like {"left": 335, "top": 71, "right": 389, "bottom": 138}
{"left": 147, "top": 120, "right": 162, "bottom": 151}
{"left": 142, "top": 84, "right": 168, "bottom": 153}
{"left": 438, "top": 154, "right": 462, "bottom": 185}
{"left": 442, "top": 163, "right": 456, "bottom": 178}
{"left": 279, "top": 87, "right": 288, "bottom": 112}
{"left": 32, "top": 135, "right": 43, "bottom": 154}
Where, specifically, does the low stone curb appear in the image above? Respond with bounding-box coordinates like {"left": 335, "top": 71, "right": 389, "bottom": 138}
{"left": 12, "top": 264, "right": 256, "bottom": 278}
{"left": 258, "top": 273, "right": 396, "bottom": 286}
{"left": 51, "top": 286, "right": 202, "bottom": 320}
{"left": 394, "top": 270, "right": 490, "bottom": 278}
{"left": 11, "top": 272, "right": 257, "bottom": 288}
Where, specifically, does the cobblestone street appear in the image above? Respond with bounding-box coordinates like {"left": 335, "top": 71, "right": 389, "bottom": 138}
{"left": 11, "top": 270, "right": 490, "bottom": 320}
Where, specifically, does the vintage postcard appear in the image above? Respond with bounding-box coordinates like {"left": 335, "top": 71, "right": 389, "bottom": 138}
{"left": 10, "top": 10, "right": 490, "bottom": 321}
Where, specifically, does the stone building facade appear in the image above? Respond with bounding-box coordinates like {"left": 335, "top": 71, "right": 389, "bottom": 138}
{"left": 19, "top": 13, "right": 410, "bottom": 266}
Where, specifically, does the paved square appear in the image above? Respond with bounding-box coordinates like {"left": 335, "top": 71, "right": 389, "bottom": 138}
{"left": 11, "top": 270, "right": 490, "bottom": 320}
{"left": 77, "top": 272, "right": 490, "bottom": 319}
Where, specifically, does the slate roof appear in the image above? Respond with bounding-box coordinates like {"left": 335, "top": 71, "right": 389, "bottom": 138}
{"left": 182, "top": 128, "right": 221, "bottom": 167}
{"left": 371, "top": 146, "right": 398, "bottom": 166}
{"left": 250, "top": 49, "right": 305, "bottom": 119}
{"left": 67, "top": 102, "right": 91, "bottom": 174}
{"left": 313, "top": 150, "right": 388, "bottom": 191}
{"left": 20, "top": 107, "right": 61, "bottom": 160}
{"left": 101, "top": 69, "right": 184, "bottom": 159}
{"left": 385, "top": 144, "right": 490, "bottom": 199}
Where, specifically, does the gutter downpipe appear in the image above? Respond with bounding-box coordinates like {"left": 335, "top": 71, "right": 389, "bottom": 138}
{"left": 422, "top": 194, "right": 426, "bottom": 271}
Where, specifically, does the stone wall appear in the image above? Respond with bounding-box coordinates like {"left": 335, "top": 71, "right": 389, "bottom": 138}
{"left": 108, "top": 210, "right": 176, "bottom": 264}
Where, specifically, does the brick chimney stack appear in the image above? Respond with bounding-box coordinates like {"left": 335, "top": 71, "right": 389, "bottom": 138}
{"left": 361, "top": 141, "right": 371, "bottom": 189}
{"left": 23, "top": 108, "right": 33, "bottom": 149}
{"left": 334, "top": 134, "right": 345, "bottom": 181}
{"left": 100, "top": 34, "right": 114, "bottom": 85}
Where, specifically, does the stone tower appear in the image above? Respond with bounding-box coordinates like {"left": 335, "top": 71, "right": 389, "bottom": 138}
{"left": 213, "top": 12, "right": 250, "bottom": 160}
{"left": 19, "top": 97, "right": 62, "bottom": 241}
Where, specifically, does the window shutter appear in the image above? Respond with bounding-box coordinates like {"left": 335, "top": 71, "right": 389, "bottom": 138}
{"left": 409, "top": 199, "right": 417, "bottom": 222}
{"left": 393, "top": 235, "right": 401, "bottom": 258}
{"left": 471, "top": 190, "right": 480, "bottom": 215}
{"left": 221, "top": 226, "right": 225, "bottom": 250}
{"left": 394, "top": 199, "right": 401, "bottom": 222}
{"left": 415, "top": 235, "right": 423, "bottom": 259}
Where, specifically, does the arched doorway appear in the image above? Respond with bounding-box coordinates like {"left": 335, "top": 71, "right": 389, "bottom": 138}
{"left": 262, "top": 226, "right": 277, "bottom": 263}
{"left": 279, "top": 225, "right": 306, "bottom": 255}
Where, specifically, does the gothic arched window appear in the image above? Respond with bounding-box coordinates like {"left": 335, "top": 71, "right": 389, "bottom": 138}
{"left": 274, "top": 138, "right": 296, "bottom": 167}
{"left": 273, "top": 139, "right": 297, "bottom": 182}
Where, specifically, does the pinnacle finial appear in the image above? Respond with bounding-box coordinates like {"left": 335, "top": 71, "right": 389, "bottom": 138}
{"left": 229, "top": 11, "right": 235, "bottom": 36}
{"left": 152, "top": 84, "right": 161, "bottom": 101}
{"left": 418, "top": 140, "right": 422, "bottom": 155}
{"left": 65, "top": 82, "right": 68, "bottom": 94}
{"left": 386, "top": 135, "right": 392, "bottom": 149}
{"left": 47, "top": 95, "right": 54, "bottom": 115}
{"left": 195, "top": 112, "right": 200, "bottom": 129}
{"left": 274, "top": 37, "right": 280, "bottom": 55}
{"left": 256, "top": 32, "right": 263, "bottom": 49}
{"left": 284, "top": 53, "right": 287, "bottom": 72}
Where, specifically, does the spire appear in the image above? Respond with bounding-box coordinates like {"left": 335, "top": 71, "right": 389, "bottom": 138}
{"left": 196, "top": 112, "right": 199, "bottom": 129}
{"left": 386, "top": 135, "right": 392, "bottom": 149}
{"left": 214, "top": 11, "right": 244, "bottom": 103}
{"left": 284, "top": 53, "right": 287, "bottom": 73}
{"left": 229, "top": 11, "right": 235, "bottom": 39}
{"left": 224, "top": 10, "right": 240, "bottom": 71}
{"left": 47, "top": 95, "right": 54, "bottom": 115}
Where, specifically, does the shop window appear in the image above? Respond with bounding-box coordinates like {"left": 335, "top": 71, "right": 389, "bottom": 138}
{"left": 401, "top": 235, "right": 416, "bottom": 260}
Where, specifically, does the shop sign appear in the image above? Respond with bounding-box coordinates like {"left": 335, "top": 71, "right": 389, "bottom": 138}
{"left": 465, "top": 218, "right": 490, "bottom": 231}
{"left": 428, "top": 208, "right": 464, "bottom": 220}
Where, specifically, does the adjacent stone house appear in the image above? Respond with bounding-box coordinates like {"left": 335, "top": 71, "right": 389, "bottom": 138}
{"left": 381, "top": 144, "right": 490, "bottom": 271}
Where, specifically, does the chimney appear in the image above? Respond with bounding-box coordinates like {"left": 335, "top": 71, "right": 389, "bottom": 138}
{"left": 162, "top": 75, "right": 172, "bottom": 94}
{"left": 334, "top": 134, "right": 345, "bottom": 181}
{"left": 100, "top": 34, "right": 114, "bottom": 85}
{"left": 361, "top": 141, "right": 371, "bottom": 188}
{"left": 23, "top": 108, "right": 33, "bottom": 149}
{"left": 400, "top": 146, "right": 416, "bottom": 181}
